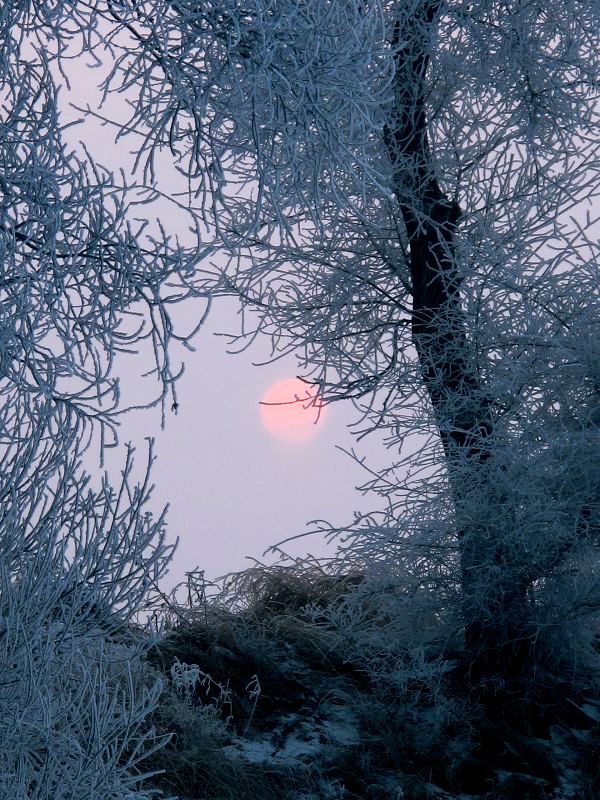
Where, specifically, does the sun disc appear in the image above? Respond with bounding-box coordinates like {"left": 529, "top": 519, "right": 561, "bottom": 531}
{"left": 259, "top": 378, "right": 327, "bottom": 443}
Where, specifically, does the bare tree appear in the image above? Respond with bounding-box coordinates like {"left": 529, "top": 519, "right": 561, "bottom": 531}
{"left": 93, "top": 0, "right": 600, "bottom": 712}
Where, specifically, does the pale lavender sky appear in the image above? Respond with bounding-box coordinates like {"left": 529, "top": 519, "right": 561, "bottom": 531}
{"left": 96, "top": 296, "right": 385, "bottom": 596}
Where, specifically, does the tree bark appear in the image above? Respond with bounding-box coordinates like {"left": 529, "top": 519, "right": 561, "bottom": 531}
{"left": 383, "top": 2, "right": 535, "bottom": 694}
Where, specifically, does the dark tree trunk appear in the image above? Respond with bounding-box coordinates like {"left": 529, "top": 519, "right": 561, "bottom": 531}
{"left": 383, "top": 2, "right": 535, "bottom": 695}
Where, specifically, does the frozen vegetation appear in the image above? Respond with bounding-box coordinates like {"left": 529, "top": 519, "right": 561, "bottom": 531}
{"left": 115, "top": 562, "right": 600, "bottom": 799}
{"left": 1, "top": 1, "right": 599, "bottom": 798}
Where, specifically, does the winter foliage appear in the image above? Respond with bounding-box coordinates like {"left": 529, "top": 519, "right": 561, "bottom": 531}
{"left": 0, "top": 8, "right": 201, "bottom": 798}
{"left": 0, "top": 0, "right": 599, "bottom": 797}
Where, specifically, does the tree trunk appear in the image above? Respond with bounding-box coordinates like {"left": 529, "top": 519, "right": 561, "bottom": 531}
{"left": 384, "top": 2, "right": 535, "bottom": 694}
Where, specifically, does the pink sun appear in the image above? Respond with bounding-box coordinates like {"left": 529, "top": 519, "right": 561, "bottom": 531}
{"left": 259, "top": 378, "right": 327, "bottom": 443}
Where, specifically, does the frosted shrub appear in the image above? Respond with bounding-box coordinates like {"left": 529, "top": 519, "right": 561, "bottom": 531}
{"left": 133, "top": 654, "right": 239, "bottom": 800}
{"left": 299, "top": 565, "right": 454, "bottom": 664}
{"left": 0, "top": 631, "right": 166, "bottom": 800}
{"left": 0, "top": 446, "right": 177, "bottom": 800}
{"left": 170, "top": 655, "right": 233, "bottom": 727}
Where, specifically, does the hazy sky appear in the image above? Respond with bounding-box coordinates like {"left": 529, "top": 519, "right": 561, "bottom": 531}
{"left": 95, "top": 296, "right": 385, "bottom": 597}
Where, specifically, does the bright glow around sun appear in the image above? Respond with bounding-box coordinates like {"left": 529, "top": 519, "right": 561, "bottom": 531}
{"left": 259, "top": 378, "right": 327, "bottom": 443}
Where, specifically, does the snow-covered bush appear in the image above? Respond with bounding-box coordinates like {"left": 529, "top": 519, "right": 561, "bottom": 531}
{"left": 0, "top": 444, "right": 178, "bottom": 799}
